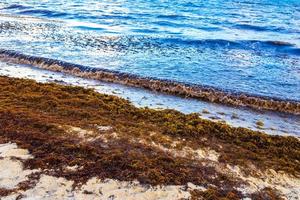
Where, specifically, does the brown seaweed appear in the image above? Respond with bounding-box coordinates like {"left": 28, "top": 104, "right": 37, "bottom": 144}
{"left": 0, "top": 76, "right": 299, "bottom": 199}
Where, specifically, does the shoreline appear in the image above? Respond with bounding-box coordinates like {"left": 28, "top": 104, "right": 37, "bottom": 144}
{"left": 1, "top": 61, "right": 299, "bottom": 137}
{"left": 0, "top": 76, "right": 299, "bottom": 199}
{"left": 0, "top": 49, "right": 299, "bottom": 115}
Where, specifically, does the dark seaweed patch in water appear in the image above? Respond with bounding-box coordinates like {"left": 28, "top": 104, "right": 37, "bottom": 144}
{"left": 244, "top": 40, "right": 300, "bottom": 55}
{"left": 265, "top": 41, "right": 294, "bottom": 47}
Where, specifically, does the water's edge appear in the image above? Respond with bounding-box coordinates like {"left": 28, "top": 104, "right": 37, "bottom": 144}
{"left": 0, "top": 49, "right": 299, "bottom": 115}
{"left": 1, "top": 61, "right": 299, "bottom": 136}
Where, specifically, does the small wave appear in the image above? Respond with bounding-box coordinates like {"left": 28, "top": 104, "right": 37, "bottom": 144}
{"left": 234, "top": 24, "right": 300, "bottom": 34}
{"left": 3, "top": 4, "right": 31, "bottom": 10}
{"left": 156, "top": 38, "right": 296, "bottom": 53}
{"left": 99, "top": 14, "right": 136, "bottom": 20}
{"left": 198, "top": 26, "right": 223, "bottom": 32}
{"left": 181, "top": 2, "right": 203, "bottom": 8}
{"left": 0, "top": 49, "right": 299, "bottom": 115}
{"left": 18, "top": 9, "right": 67, "bottom": 18}
{"left": 131, "top": 28, "right": 159, "bottom": 34}
{"left": 234, "top": 24, "right": 283, "bottom": 32}
{"left": 153, "top": 21, "right": 217, "bottom": 31}
{"left": 0, "top": 13, "right": 62, "bottom": 23}
{"left": 156, "top": 14, "right": 188, "bottom": 20}
{"left": 160, "top": 38, "right": 240, "bottom": 48}
{"left": 74, "top": 25, "right": 105, "bottom": 31}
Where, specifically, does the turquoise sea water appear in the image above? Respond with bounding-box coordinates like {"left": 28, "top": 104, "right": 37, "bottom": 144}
{"left": 0, "top": 0, "right": 299, "bottom": 101}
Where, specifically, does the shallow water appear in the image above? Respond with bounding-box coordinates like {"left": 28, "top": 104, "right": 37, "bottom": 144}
{"left": 1, "top": 61, "right": 299, "bottom": 137}
{"left": 0, "top": 0, "right": 299, "bottom": 101}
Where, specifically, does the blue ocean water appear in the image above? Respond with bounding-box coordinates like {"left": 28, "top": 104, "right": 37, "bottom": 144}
{"left": 0, "top": 0, "right": 299, "bottom": 101}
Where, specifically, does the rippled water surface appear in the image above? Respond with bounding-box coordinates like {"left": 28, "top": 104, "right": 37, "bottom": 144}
{"left": 0, "top": 0, "right": 299, "bottom": 100}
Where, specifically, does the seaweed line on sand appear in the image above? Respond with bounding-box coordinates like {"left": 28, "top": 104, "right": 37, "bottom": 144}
{"left": 0, "top": 76, "right": 299, "bottom": 199}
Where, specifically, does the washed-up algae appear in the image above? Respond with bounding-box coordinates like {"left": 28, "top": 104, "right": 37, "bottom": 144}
{"left": 0, "top": 76, "right": 299, "bottom": 199}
